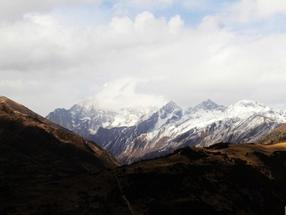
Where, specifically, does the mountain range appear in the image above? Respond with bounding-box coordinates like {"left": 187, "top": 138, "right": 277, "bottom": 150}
{"left": 1, "top": 96, "right": 286, "bottom": 214}
{"left": 48, "top": 99, "right": 286, "bottom": 163}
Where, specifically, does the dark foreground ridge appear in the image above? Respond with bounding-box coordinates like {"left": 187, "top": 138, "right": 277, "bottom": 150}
{"left": 116, "top": 143, "right": 286, "bottom": 215}
{"left": 0, "top": 96, "right": 125, "bottom": 214}
{"left": 0, "top": 97, "right": 286, "bottom": 215}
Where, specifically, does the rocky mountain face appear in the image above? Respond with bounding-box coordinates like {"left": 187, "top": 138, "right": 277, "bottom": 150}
{"left": 47, "top": 101, "right": 156, "bottom": 137}
{"left": 48, "top": 99, "right": 286, "bottom": 163}
{"left": 258, "top": 123, "right": 286, "bottom": 145}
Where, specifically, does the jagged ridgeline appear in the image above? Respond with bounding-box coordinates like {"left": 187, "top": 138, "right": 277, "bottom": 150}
{"left": 48, "top": 99, "right": 286, "bottom": 163}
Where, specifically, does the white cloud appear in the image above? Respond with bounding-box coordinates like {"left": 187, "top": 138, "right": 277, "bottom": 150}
{"left": 129, "top": 0, "right": 173, "bottom": 7}
{"left": 89, "top": 78, "right": 166, "bottom": 110}
{"left": 229, "top": 0, "right": 286, "bottom": 22}
{"left": 111, "top": 0, "right": 174, "bottom": 15}
{"left": 1, "top": 2, "right": 286, "bottom": 115}
{"left": 0, "top": 0, "right": 101, "bottom": 21}
{"left": 255, "top": 0, "right": 286, "bottom": 17}
{"left": 168, "top": 15, "right": 184, "bottom": 34}
{"left": 111, "top": 0, "right": 219, "bottom": 14}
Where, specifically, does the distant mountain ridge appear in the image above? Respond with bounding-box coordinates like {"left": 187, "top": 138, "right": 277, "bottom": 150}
{"left": 47, "top": 102, "right": 156, "bottom": 137}
{"left": 47, "top": 98, "right": 286, "bottom": 163}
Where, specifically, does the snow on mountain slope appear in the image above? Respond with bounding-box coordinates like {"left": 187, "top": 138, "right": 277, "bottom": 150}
{"left": 47, "top": 99, "right": 157, "bottom": 137}
{"left": 47, "top": 99, "right": 286, "bottom": 164}
{"left": 143, "top": 100, "right": 285, "bottom": 150}
{"left": 99, "top": 99, "right": 286, "bottom": 163}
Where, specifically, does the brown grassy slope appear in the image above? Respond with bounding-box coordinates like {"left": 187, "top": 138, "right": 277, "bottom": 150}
{"left": 115, "top": 143, "right": 286, "bottom": 215}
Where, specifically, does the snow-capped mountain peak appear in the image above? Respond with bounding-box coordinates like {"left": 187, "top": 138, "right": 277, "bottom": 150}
{"left": 47, "top": 98, "right": 286, "bottom": 163}
{"left": 193, "top": 99, "right": 225, "bottom": 111}
{"left": 76, "top": 98, "right": 102, "bottom": 111}
{"left": 226, "top": 100, "right": 271, "bottom": 118}
{"left": 232, "top": 100, "right": 267, "bottom": 109}
{"left": 160, "top": 101, "right": 182, "bottom": 115}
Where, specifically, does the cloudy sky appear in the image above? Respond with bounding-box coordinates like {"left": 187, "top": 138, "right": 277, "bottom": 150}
{"left": 1, "top": 0, "right": 286, "bottom": 115}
